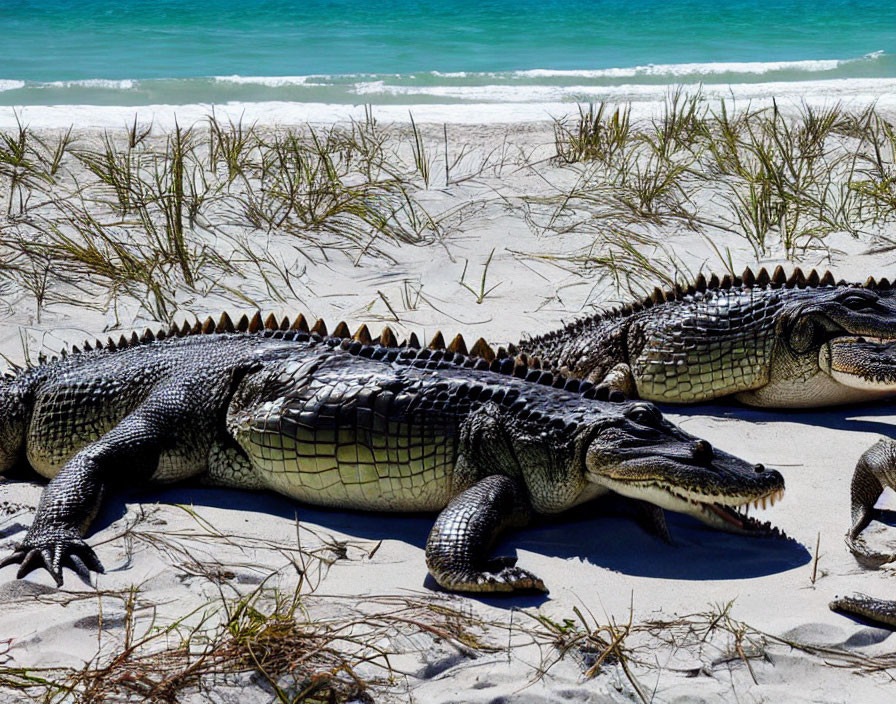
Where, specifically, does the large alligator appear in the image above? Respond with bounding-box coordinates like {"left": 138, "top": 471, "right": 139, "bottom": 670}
{"left": 516, "top": 266, "right": 896, "bottom": 408}
{"left": 517, "top": 269, "right": 896, "bottom": 628}
{"left": 0, "top": 314, "right": 784, "bottom": 593}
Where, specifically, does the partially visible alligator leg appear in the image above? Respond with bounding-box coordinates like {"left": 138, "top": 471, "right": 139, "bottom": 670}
{"left": 630, "top": 499, "right": 673, "bottom": 544}
{"left": 847, "top": 439, "right": 896, "bottom": 567}
{"left": 829, "top": 594, "right": 896, "bottom": 630}
{"left": 425, "top": 475, "right": 547, "bottom": 593}
{"left": 592, "top": 363, "right": 636, "bottom": 402}
{"left": 1, "top": 411, "right": 167, "bottom": 585}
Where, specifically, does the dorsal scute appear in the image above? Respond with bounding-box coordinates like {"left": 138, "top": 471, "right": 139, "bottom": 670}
{"left": 470, "top": 337, "right": 496, "bottom": 362}
{"left": 332, "top": 321, "right": 351, "bottom": 339}
{"left": 448, "top": 334, "right": 467, "bottom": 355}
{"left": 428, "top": 331, "right": 446, "bottom": 350}
{"left": 291, "top": 314, "right": 309, "bottom": 333}
{"left": 216, "top": 312, "right": 235, "bottom": 334}
{"left": 353, "top": 324, "right": 372, "bottom": 345}
{"left": 379, "top": 326, "right": 397, "bottom": 347}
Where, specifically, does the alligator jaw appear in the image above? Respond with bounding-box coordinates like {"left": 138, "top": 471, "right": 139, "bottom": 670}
{"left": 696, "top": 492, "right": 786, "bottom": 537}
{"left": 599, "top": 478, "right": 786, "bottom": 537}
{"left": 824, "top": 336, "right": 896, "bottom": 391}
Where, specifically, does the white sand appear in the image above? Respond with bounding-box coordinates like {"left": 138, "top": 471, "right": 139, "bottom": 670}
{"left": 1, "top": 89, "right": 896, "bottom": 701}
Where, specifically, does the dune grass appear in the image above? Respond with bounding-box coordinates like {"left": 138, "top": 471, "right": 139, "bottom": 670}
{"left": 547, "top": 92, "right": 896, "bottom": 275}
{"left": 2, "top": 95, "right": 896, "bottom": 326}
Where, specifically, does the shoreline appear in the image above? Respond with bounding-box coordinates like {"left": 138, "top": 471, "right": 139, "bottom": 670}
{"left": 3, "top": 78, "right": 896, "bottom": 130}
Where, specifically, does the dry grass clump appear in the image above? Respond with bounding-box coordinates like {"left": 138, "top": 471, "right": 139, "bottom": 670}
{"left": 543, "top": 91, "right": 896, "bottom": 289}
{"left": 526, "top": 599, "right": 896, "bottom": 701}
{"left": 0, "top": 111, "right": 478, "bottom": 324}
{"left": 0, "top": 506, "right": 494, "bottom": 704}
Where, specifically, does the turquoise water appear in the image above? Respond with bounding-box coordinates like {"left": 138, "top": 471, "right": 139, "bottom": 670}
{"left": 1, "top": 0, "right": 895, "bottom": 105}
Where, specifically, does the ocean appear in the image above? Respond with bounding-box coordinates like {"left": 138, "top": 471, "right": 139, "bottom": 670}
{"left": 1, "top": 0, "right": 894, "bottom": 109}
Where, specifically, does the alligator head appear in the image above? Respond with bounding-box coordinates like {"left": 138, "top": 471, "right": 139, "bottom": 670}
{"left": 583, "top": 401, "right": 785, "bottom": 535}
{"left": 743, "top": 284, "right": 896, "bottom": 407}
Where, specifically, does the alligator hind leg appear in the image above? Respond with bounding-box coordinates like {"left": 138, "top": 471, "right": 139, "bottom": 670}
{"left": 847, "top": 439, "right": 896, "bottom": 567}
{"left": 591, "top": 363, "right": 636, "bottom": 402}
{"left": 425, "top": 475, "right": 547, "bottom": 593}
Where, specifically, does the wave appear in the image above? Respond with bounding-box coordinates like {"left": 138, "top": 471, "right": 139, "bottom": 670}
{"left": 214, "top": 75, "right": 319, "bottom": 87}
{"left": 0, "top": 80, "right": 26, "bottom": 92}
{"left": 43, "top": 79, "right": 137, "bottom": 90}
{"left": 6, "top": 79, "right": 896, "bottom": 132}
{"left": 513, "top": 51, "right": 886, "bottom": 79}
{"left": 0, "top": 52, "right": 892, "bottom": 107}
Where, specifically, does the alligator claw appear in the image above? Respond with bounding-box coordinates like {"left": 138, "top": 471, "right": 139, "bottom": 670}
{"left": 845, "top": 534, "right": 896, "bottom": 568}
{"left": 469, "top": 558, "right": 547, "bottom": 593}
{"left": 1, "top": 534, "right": 104, "bottom": 586}
{"left": 481, "top": 565, "right": 548, "bottom": 593}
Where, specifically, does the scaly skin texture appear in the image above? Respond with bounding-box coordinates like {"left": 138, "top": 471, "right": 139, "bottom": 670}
{"left": 518, "top": 268, "right": 896, "bottom": 408}
{"left": 0, "top": 326, "right": 784, "bottom": 593}
{"left": 829, "top": 436, "right": 896, "bottom": 629}
{"left": 518, "top": 270, "right": 896, "bottom": 623}
{"left": 829, "top": 594, "right": 896, "bottom": 630}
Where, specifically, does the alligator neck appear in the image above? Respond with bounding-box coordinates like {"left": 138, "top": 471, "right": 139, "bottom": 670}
{"left": 517, "top": 315, "right": 631, "bottom": 384}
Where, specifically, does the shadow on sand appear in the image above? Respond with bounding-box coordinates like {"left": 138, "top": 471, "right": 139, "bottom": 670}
{"left": 664, "top": 398, "right": 896, "bottom": 439}
{"left": 82, "top": 478, "right": 810, "bottom": 610}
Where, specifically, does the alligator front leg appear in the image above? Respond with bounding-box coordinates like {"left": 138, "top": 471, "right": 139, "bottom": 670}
{"left": 1, "top": 411, "right": 167, "bottom": 585}
{"left": 830, "top": 594, "right": 896, "bottom": 630}
{"left": 846, "top": 439, "right": 896, "bottom": 567}
{"left": 591, "top": 363, "right": 636, "bottom": 402}
{"left": 425, "top": 475, "right": 547, "bottom": 593}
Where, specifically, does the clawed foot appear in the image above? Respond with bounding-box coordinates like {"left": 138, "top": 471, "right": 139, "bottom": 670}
{"left": 435, "top": 555, "right": 548, "bottom": 594}
{"left": 846, "top": 512, "right": 896, "bottom": 569}
{"left": 1, "top": 530, "right": 104, "bottom": 586}
{"left": 590, "top": 363, "right": 636, "bottom": 402}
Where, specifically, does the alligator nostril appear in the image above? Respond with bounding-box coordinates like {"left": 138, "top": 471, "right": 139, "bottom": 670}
{"left": 754, "top": 463, "right": 765, "bottom": 473}
{"left": 694, "top": 440, "right": 714, "bottom": 461}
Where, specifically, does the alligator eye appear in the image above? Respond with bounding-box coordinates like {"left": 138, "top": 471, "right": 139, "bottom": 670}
{"left": 626, "top": 405, "right": 658, "bottom": 427}
{"left": 840, "top": 293, "right": 876, "bottom": 311}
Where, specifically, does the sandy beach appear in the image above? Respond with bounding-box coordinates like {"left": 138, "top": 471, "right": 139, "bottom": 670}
{"left": 2, "top": 89, "right": 896, "bottom": 702}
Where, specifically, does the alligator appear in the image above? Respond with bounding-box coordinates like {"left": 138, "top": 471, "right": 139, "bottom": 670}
{"left": 0, "top": 313, "right": 785, "bottom": 593}
{"left": 520, "top": 270, "right": 896, "bottom": 628}
{"left": 516, "top": 266, "right": 896, "bottom": 408}
{"left": 828, "top": 340, "right": 896, "bottom": 629}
